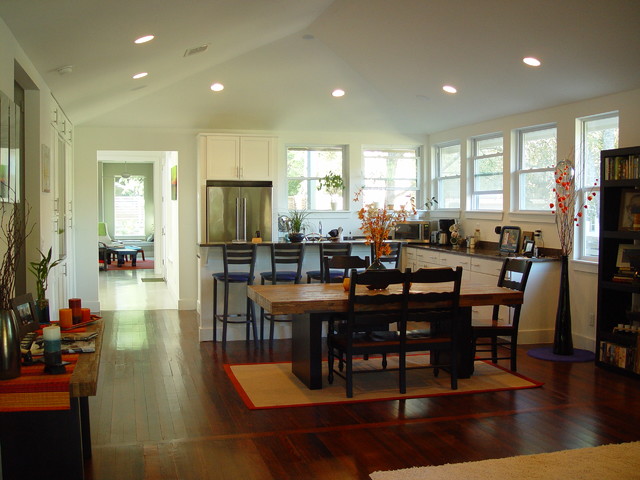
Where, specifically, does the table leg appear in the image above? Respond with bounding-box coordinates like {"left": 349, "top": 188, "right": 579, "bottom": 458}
{"left": 291, "top": 313, "right": 325, "bottom": 389}
{"left": 117, "top": 252, "right": 125, "bottom": 267}
{"left": 458, "top": 307, "right": 474, "bottom": 378}
{"left": 131, "top": 251, "right": 137, "bottom": 267}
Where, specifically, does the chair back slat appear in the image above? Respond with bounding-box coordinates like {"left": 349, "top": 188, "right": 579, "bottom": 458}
{"left": 221, "top": 244, "right": 257, "bottom": 281}
{"left": 318, "top": 242, "right": 352, "bottom": 280}
{"left": 324, "top": 255, "right": 369, "bottom": 282}
{"left": 372, "top": 241, "right": 403, "bottom": 268}
{"left": 269, "top": 243, "right": 305, "bottom": 284}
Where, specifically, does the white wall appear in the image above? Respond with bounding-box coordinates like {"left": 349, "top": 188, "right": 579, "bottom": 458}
{"left": 428, "top": 87, "right": 640, "bottom": 350}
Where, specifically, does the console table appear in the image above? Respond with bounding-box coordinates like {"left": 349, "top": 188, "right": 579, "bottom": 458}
{"left": 0, "top": 320, "right": 103, "bottom": 480}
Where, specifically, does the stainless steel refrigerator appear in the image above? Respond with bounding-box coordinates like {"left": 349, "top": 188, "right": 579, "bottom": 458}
{"left": 206, "top": 180, "right": 272, "bottom": 243}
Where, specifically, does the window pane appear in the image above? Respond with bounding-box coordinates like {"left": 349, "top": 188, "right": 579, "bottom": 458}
{"left": 114, "top": 176, "right": 145, "bottom": 236}
{"left": 475, "top": 173, "right": 502, "bottom": 191}
{"left": 522, "top": 127, "right": 557, "bottom": 169}
{"left": 476, "top": 137, "right": 503, "bottom": 156}
{"left": 477, "top": 193, "right": 503, "bottom": 210}
{"left": 519, "top": 171, "right": 555, "bottom": 210}
{"left": 582, "top": 191, "right": 600, "bottom": 257}
{"left": 439, "top": 145, "right": 460, "bottom": 176}
{"left": 439, "top": 177, "right": 460, "bottom": 208}
{"left": 584, "top": 116, "right": 619, "bottom": 185}
{"left": 362, "top": 147, "right": 419, "bottom": 209}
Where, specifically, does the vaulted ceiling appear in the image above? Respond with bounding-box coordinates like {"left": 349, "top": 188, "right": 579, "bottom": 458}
{"left": 2, "top": 0, "right": 639, "bottom": 134}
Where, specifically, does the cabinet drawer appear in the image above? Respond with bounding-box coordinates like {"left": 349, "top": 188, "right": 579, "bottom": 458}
{"left": 439, "top": 252, "right": 470, "bottom": 270}
{"left": 469, "top": 257, "right": 503, "bottom": 277}
{"left": 418, "top": 249, "right": 440, "bottom": 267}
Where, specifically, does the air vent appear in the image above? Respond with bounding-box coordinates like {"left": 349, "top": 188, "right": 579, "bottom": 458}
{"left": 184, "top": 44, "right": 209, "bottom": 57}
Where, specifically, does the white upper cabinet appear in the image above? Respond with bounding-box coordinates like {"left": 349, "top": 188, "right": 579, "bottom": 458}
{"left": 201, "top": 134, "right": 275, "bottom": 180}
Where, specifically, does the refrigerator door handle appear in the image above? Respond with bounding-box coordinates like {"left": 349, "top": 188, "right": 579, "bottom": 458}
{"left": 236, "top": 197, "right": 247, "bottom": 242}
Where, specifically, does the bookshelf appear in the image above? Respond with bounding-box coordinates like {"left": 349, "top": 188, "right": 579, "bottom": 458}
{"left": 596, "top": 146, "right": 640, "bottom": 376}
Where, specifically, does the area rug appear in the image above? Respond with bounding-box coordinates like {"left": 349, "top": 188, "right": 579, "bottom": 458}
{"left": 104, "top": 259, "right": 154, "bottom": 270}
{"left": 224, "top": 355, "right": 542, "bottom": 409}
{"left": 527, "top": 346, "right": 595, "bottom": 363}
{"left": 369, "top": 441, "right": 640, "bottom": 480}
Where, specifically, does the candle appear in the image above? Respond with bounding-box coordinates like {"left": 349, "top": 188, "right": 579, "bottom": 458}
{"left": 59, "top": 308, "right": 73, "bottom": 329}
{"left": 343, "top": 277, "right": 351, "bottom": 291}
{"left": 81, "top": 308, "right": 91, "bottom": 322}
{"left": 43, "top": 325, "right": 62, "bottom": 366}
{"left": 69, "top": 298, "right": 82, "bottom": 324}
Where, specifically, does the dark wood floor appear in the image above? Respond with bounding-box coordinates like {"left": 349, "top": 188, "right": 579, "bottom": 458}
{"left": 86, "top": 309, "right": 640, "bottom": 479}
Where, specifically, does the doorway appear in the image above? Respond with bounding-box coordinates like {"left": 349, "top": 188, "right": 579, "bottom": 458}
{"left": 97, "top": 150, "right": 177, "bottom": 310}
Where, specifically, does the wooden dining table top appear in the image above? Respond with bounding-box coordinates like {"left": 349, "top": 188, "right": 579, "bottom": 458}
{"left": 247, "top": 282, "right": 523, "bottom": 316}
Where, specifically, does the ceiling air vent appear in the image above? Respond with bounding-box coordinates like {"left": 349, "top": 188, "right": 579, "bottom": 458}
{"left": 184, "top": 44, "right": 209, "bottom": 57}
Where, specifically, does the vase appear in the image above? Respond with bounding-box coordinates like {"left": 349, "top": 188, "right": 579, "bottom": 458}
{"left": 366, "top": 255, "right": 388, "bottom": 289}
{"left": 0, "top": 309, "right": 21, "bottom": 380}
{"left": 36, "top": 298, "right": 51, "bottom": 324}
{"left": 288, "top": 232, "right": 305, "bottom": 243}
{"left": 553, "top": 255, "right": 574, "bottom": 355}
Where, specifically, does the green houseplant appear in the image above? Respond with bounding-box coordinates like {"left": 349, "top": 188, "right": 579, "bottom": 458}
{"left": 317, "top": 172, "right": 345, "bottom": 210}
{"left": 288, "top": 207, "right": 310, "bottom": 242}
{"left": 28, "top": 247, "right": 61, "bottom": 324}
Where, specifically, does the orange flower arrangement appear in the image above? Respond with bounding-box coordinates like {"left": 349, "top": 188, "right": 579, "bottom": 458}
{"left": 549, "top": 154, "right": 598, "bottom": 256}
{"left": 354, "top": 188, "right": 416, "bottom": 260}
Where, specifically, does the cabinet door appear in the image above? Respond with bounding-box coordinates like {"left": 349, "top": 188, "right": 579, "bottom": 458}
{"left": 420, "top": 249, "right": 440, "bottom": 268}
{"left": 469, "top": 257, "right": 502, "bottom": 318}
{"left": 206, "top": 135, "right": 240, "bottom": 179}
{"left": 240, "top": 136, "right": 272, "bottom": 180}
{"left": 439, "top": 252, "right": 471, "bottom": 282}
{"left": 404, "top": 247, "right": 417, "bottom": 271}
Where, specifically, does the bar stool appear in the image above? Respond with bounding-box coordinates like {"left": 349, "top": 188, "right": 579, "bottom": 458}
{"left": 305, "top": 242, "right": 352, "bottom": 283}
{"left": 212, "top": 244, "right": 258, "bottom": 348}
{"left": 259, "top": 243, "right": 305, "bottom": 342}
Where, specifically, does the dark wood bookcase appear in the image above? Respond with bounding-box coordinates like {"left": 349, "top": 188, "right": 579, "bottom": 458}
{"left": 596, "top": 146, "right": 640, "bottom": 376}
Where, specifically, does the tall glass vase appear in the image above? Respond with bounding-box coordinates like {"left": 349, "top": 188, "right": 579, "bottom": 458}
{"left": 0, "top": 309, "right": 21, "bottom": 380}
{"left": 367, "top": 242, "right": 386, "bottom": 271}
{"left": 553, "top": 255, "right": 574, "bottom": 355}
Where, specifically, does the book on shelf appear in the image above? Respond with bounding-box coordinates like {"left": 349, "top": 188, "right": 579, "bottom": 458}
{"left": 604, "top": 155, "right": 640, "bottom": 180}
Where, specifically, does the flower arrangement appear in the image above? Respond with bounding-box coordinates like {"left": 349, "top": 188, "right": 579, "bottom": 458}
{"left": 549, "top": 153, "right": 598, "bottom": 256}
{"left": 449, "top": 223, "right": 462, "bottom": 245}
{"left": 354, "top": 188, "right": 416, "bottom": 259}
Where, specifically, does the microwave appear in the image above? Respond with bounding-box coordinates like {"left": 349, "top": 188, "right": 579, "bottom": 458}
{"left": 392, "top": 221, "right": 431, "bottom": 242}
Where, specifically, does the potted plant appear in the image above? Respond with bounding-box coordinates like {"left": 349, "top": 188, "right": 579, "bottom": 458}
{"left": 317, "top": 172, "right": 345, "bottom": 210}
{"left": 424, "top": 196, "right": 438, "bottom": 210}
{"left": 288, "top": 207, "right": 310, "bottom": 242}
{"left": 28, "top": 247, "right": 61, "bottom": 324}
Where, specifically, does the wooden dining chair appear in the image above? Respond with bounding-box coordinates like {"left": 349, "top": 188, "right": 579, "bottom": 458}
{"left": 402, "top": 266, "right": 463, "bottom": 392}
{"left": 371, "top": 241, "right": 402, "bottom": 268}
{"left": 305, "top": 242, "right": 352, "bottom": 283}
{"left": 323, "top": 255, "right": 370, "bottom": 283}
{"left": 472, "top": 258, "right": 532, "bottom": 372}
{"left": 326, "top": 268, "right": 406, "bottom": 398}
{"left": 259, "top": 243, "right": 305, "bottom": 342}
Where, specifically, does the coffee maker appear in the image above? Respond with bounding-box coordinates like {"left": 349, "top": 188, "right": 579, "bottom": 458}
{"left": 438, "top": 219, "right": 456, "bottom": 244}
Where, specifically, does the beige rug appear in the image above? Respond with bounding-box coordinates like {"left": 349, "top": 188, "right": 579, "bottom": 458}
{"left": 225, "top": 355, "right": 542, "bottom": 409}
{"left": 370, "top": 442, "right": 640, "bottom": 480}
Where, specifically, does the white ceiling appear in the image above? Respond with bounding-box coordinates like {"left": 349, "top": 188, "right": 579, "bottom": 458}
{"left": 1, "top": 0, "right": 639, "bottom": 134}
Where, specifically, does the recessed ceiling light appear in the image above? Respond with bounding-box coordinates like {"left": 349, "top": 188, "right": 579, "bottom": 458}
{"left": 332, "top": 89, "right": 345, "bottom": 97}
{"left": 132, "top": 72, "right": 148, "bottom": 79}
{"left": 134, "top": 35, "right": 155, "bottom": 44}
{"left": 523, "top": 57, "right": 541, "bottom": 67}
{"left": 442, "top": 85, "right": 457, "bottom": 94}
{"left": 210, "top": 83, "right": 224, "bottom": 92}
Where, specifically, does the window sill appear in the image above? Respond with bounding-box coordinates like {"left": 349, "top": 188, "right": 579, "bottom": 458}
{"left": 465, "top": 211, "right": 504, "bottom": 221}
{"left": 571, "top": 258, "right": 598, "bottom": 274}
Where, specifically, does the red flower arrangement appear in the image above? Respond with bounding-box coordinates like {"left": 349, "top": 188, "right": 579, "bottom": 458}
{"left": 549, "top": 154, "right": 598, "bottom": 256}
{"left": 354, "top": 188, "right": 416, "bottom": 260}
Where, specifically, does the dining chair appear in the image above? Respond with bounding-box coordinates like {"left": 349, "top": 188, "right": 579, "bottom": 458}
{"left": 403, "top": 266, "right": 463, "bottom": 392}
{"left": 259, "top": 243, "right": 305, "bottom": 342}
{"left": 323, "top": 255, "right": 370, "bottom": 283}
{"left": 305, "top": 242, "right": 352, "bottom": 283}
{"left": 472, "top": 258, "right": 532, "bottom": 371}
{"left": 371, "top": 241, "right": 402, "bottom": 268}
{"left": 326, "top": 268, "right": 406, "bottom": 398}
{"left": 212, "top": 243, "right": 258, "bottom": 348}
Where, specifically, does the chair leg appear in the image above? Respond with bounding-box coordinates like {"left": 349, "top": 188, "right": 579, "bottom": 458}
{"left": 491, "top": 336, "right": 498, "bottom": 363}
{"left": 222, "top": 281, "right": 230, "bottom": 348}
{"left": 510, "top": 335, "right": 518, "bottom": 371}
{"left": 269, "top": 314, "right": 275, "bottom": 343}
{"left": 213, "top": 279, "right": 218, "bottom": 343}
{"left": 399, "top": 351, "right": 406, "bottom": 394}
{"left": 346, "top": 354, "right": 353, "bottom": 398}
{"left": 327, "top": 344, "right": 334, "bottom": 384}
{"left": 249, "top": 298, "right": 258, "bottom": 346}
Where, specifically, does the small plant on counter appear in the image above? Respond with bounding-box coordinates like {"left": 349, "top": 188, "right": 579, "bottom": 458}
{"left": 424, "top": 196, "right": 438, "bottom": 210}
{"left": 28, "top": 247, "right": 61, "bottom": 323}
{"left": 317, "top": 172, "right": 345, "bottom": 197}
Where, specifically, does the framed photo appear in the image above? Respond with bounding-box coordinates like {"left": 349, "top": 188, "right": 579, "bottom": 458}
{"left": 499, "top": 226, "right": 521, "bottom": 254}
{"left": 522, "top": 239, "right": 535, "bottom": 257}
{"left": 10, "top": 293, "right": 40, "bottom": 338}
{"left": 616, "top": 244, "right": 640, "bottom": 269}
{"left": 619, "top": 189, "right": 640, "bottom": 230}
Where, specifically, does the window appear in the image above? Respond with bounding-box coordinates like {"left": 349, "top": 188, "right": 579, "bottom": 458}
{"left": 515, "top": 125, "right": 557, "bottom": 211}
{"left": 576, "top": 113, "right": 619, "bottom": 260}
{"left": 361, "top": 147, "right": 419, "bottom": 209}
{"left": 114, "top": 175, "right": 145, "bottom": 236}
{"left": 286, "top": 146, "right": 346, "bottom": 210}
{"left": 433, "top": 142, "right": 460, "bottom": 209}
{"left": 469, "top": 134, "right": 503, "bottom": 210}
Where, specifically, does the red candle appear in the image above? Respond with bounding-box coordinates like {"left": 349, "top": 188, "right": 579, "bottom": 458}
{"left": 81, "top": 308, "right": 91, "bottom": 322}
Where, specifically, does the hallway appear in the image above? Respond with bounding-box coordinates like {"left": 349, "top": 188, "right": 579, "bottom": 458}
{"left": 99, "top": 267, "right": 176, "bottom": 311}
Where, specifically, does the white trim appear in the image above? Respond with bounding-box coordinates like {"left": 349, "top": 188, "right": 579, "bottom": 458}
{"left": 465, "top": 211, "right": 503, "bottom": 221}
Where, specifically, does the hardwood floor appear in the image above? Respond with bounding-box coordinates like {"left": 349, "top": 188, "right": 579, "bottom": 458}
{"left": 86, "top": 309, "right": 640, "bottom": 479}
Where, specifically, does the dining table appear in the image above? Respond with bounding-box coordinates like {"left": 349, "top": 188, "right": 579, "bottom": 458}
{"left": 247, "top": 282, "right": 523, "bottom": 390}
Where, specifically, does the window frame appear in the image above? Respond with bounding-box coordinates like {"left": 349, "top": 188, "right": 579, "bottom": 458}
{"left": 574, "top": 112, "right": 619, "bottom": 262}
{"left": 469, "top": 133, "right": 503, "bottom": 211}
{"left": 433, "top": 141, "right": 461, "bottom": 210}
{"left": 513, "top": 124, "right": 557, "bottom": 212}
{"left": 361, "top": 145, "right": 421, "bottom": 210}
{"left": 285, "top": 144, "right": 348, "bottom": 211}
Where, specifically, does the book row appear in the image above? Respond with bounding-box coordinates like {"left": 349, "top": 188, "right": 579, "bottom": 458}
{"left": 599, "top": 340, "right": 640, "bottom": 373}
{"left": 603, "top": 155, "right": 640, "bottom": 180}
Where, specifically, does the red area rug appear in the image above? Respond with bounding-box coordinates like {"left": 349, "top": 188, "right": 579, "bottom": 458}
{"left": 103, "top": 259, "right": 154, "bottom": 270}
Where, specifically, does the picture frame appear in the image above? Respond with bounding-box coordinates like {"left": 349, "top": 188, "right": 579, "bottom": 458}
{"left": 616, "top": 244, "right": 640, "bottom": 269}
{"left": 521, "top": 230, "right": 534, "bottom": 249}
{"left": 619, "top": 189, "right": 640, "bottom": 230}
{"left": 10, "top": 293, "right": 40, "bottom": 338}
{"left": 499, "top": 226, "right": 521, "bottom": 254}
{"left": 522, "top": 239, "right": 535, "bottom": 257}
